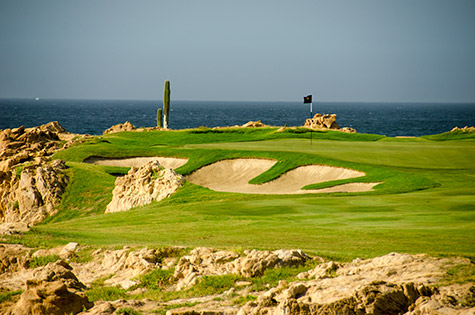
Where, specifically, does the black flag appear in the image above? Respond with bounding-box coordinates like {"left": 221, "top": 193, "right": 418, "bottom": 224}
{"left": 304, "top": 95, "right": 312, "bottom": 104}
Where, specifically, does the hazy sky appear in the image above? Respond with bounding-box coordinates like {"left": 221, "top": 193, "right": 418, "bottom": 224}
{"left": 1, "top": 0, "right": 474, "bottom": 102}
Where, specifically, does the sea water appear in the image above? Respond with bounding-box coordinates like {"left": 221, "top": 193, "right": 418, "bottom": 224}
{"left": 0, "top": 98, "right": 474, "bottom": 137}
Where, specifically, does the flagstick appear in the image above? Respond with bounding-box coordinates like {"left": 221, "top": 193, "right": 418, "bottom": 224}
{"left": 310, "top": 102, "right": 313, "bottom": 145}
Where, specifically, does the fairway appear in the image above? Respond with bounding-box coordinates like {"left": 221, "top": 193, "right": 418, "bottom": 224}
{"left": 21, "top": 128, "right": 475, "bottom": 261}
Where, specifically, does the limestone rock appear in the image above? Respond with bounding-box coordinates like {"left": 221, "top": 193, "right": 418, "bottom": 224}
{"left": 0, "top": 244, "right": 31, "bottom": 274}
{"left": 304, "top": 113, "right": 340, "bottom": 130}
{"left": 105, "top": 160, "right": 185, "bottom": 213}
{"left": 71, "top": 247, "right": 166, "bottom": 289}
{"left": 0, "top": 122, "right": 73, "bottom": 226}
{"left": 238, "top": 252, "right": 471, "bottom": 315}
{"left": 0, "top": 121, "right": 68, "bottom": 172}
{"left": 406, "top": 283, "right": 475, "bottom": 315}
{"left": 241, "top": 120, "right": 267, "bottom": 128}
{"left": 0, "top": 222, "right": 29, "bottom": 236}
{"left": 451, "top": 126, "right": 475, "bottom": 133}
{"left": 32, "top": 242, "right": 80, "bottom": 260}
{"left": 0, "top": 160, "right": 68, "bottom": 225}
{"left": 103, "top": 121, "right": 136, "bottom": 134}
{"left": 173, "top": 247, "right": 309, "bottom": 290}
{"left": 174, "top": 247, "right": 240, "bottom": 290}
{"left": 234, "top": 249, "right": 309, "bottom": 278}
{"left": 6, "top": 260, "right": 92, "bottom": 315}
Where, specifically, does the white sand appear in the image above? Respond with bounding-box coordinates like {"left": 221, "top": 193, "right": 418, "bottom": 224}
{"left": 84, "top": 156, "right": 188, "bottom": 169}
{"left": 186, "top": 158, "right": 380, "bottom": 194}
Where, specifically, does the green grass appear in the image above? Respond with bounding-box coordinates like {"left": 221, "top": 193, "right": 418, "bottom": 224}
{"left": 29, "top": 254, "right": 60, "bottom": 268}
{"left": 9, "top": 128, "right": 472, "bottom": 261}
{"left": 0, "top": 290, "right": 22, "bottom": 304}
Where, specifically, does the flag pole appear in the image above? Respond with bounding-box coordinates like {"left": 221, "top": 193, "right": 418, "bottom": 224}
{"left": 310, "top": 101, "right": 313, "bottom": 145}
{"left": 304, "top": 94, "right": 313, "bottom": 145}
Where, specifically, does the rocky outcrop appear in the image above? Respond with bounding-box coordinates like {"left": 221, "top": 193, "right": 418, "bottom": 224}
{"left": 304, "top": 113, "right": 340, "bottom": 130}
{"left": 70, "top": 246, "right": 180, "bottom": 290}
{"left": 0, "top": 122, "right": 85, "bottom": 226}
{"left": 0, "top": 246, "right": 473, "bottom": 315}
{"left": 0, "top": 159, "right": 68, "bottom": 225}
{"left": 238, "top": 252, "right": 472, "bottom": 315}
{"left": 174, "top": 247, "right": 309, "bottom": 290}
{"left": 103, "top": 121, "right": 136, "bottom": 134}
{"left": 6, "top": 260, "right": 92, "bottom": 315}
{"left": 304, "top": 113, "right": 358, "bottom": 132}
{"left": 241, "top": 121, "right": 267, "bottom": 128}
{"left": 0, "top": 121, "right": 67, "bottom": 172}
{"left": 105, "top": 160, "right": 185, "bottom": 213}
{"left": 451, "top": 126, "right": 475, "bottom": 133}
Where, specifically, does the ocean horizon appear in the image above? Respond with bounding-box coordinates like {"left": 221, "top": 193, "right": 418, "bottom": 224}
{"left": 1, "top": 98, "right": 474, "bottom": 137}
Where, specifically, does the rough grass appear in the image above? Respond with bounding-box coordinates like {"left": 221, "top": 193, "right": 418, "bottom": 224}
{"left": 29, "top": 254, "right": 60, "bottom": 268}
{"left": 10, "top": 128, "right": 471, "bottom": 261}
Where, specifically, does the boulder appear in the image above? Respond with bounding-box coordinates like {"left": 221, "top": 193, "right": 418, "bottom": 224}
{"left": 6, "top": 260, "right": 92, "bottom": 315}
{"left": 304, "top": 113, "right": 340, "bottom": 130}
{"left": 32, "top": 242, "right": 80, "bottom": 260}
{"left": 1, "top": 160, "right": 68, "bottom": 225}
{"left": 241, "top": 121, "right": 267, "bottom": 128}
{"left": 105, "top": 160, "right": 185, "bottom": 213}
{"left": 234, "top": 249, "right": 309, "bottom": 277}
{"left": 103, "top": 121, "right": 136, "bottom": 134}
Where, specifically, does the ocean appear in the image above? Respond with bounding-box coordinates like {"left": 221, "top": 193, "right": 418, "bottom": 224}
{"left": 1, "top": 98, "right": 474, "bottom": 137}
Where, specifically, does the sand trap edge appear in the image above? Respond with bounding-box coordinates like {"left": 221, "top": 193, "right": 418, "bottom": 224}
{"left": 83, "top": 156, "right": 189, "bottom": 170}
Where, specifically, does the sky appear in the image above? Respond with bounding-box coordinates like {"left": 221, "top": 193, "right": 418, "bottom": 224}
{"left": 1, "top": 0, "right": 475, "bottom": 102}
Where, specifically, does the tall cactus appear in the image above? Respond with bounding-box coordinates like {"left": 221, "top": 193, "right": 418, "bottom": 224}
{"left": 163, "top": 80, "right": 171, "bottom": 129}
{"left": 157, "top": 108, "right": 163, "bottom": 128}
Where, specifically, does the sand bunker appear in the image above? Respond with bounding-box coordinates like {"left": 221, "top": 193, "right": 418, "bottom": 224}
{"left": 186, "top": 158, "right": 379, "bottom": 194}
{"left": 84, "top": 156, "right": 188, "bottom": 170}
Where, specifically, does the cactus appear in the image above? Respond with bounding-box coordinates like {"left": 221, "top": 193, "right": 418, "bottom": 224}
{"left": 163, "top": 80, "right": 171, "bottom": 129}
{"left": 157, "top": 108, "right": 163, "bottom": 128}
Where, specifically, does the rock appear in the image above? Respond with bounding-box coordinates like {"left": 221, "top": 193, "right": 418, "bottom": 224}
{"left": 303, "top": 112, "right": 357, "bottom": 132}
{"left": 0, "top": 222, "right": 29, "bottom": 235}
{"left": 174, "top": 247, "right": 309, "bottom": 290}
{"left": 71, "top": 247, "right": 167, "bottom": 289}
{"left": 241, "top": 120, "right": 267, "bottom": 128}
{"left": 1, "top": 160, "right": 68, "bottom": 225}
{"left": 0, "top": 244, "right": 31, "bottom": 274}
{"left": 237, "top": 252, "right": 471, "bottom": 315}
{"left": 0, "top": 122, "right": 73, "bottom": 226}
{"left": 103, "top": 121, "right": 136, "bottom": 134}
{"left": 105, "top": 160, "right": 185, "bottom": 213}
{"left": 406, "top": 283, "right": 475, "bottom": 315}
{"left": 234, "top": 249, "right": 309, "bottom": 278}
{"left": 79, "top": 301, "right": 116, "bottom": 315}
{"left": 451, "top": 126, "right": 475, "bottom": 133}
{"left": 6, "top": 280, "right": 91, "bottom": 315}
{"left": 6, "top": 260, "right": 92, "bottom": 315}
{"left": 340, "top": 127, "right": 357, "bottom": 133}
{"left": 32, "top": 242, "right": 80, "bottom": 260}
{"left": 304, "top": 113, "right": 340, "bottom": 130}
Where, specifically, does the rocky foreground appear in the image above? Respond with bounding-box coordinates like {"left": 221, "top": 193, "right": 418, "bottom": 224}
{"left": 0, "top": 244, "right": 473, "bottom": 314}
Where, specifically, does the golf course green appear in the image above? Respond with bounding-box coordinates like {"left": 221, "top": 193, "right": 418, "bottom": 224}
{"left": 14, "top": 127, "right": 475, "bottom": 261}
